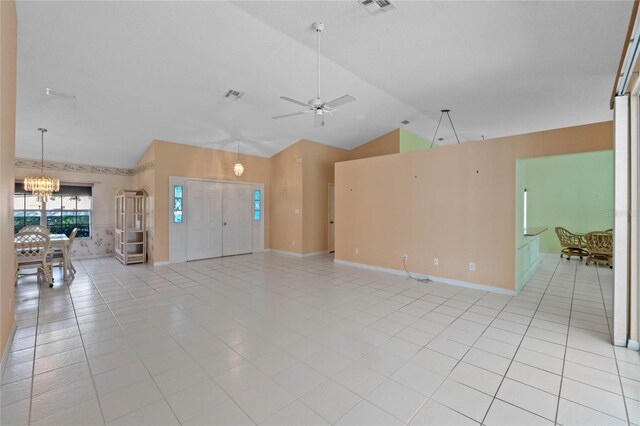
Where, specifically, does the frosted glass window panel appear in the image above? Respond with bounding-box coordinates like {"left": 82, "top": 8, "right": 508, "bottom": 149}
{"left": 14, "top": 195, "right": 24, "bottom": 210}
{"left": 25, "top": 195, "right": 41, "bottom": 210}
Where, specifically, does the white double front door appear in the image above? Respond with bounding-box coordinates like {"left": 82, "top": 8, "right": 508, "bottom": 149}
{"left": 186, "top": 180, "right": 253, "bottom": 261}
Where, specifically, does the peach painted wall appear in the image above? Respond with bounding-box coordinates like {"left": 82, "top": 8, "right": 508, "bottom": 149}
{"left": 301, "top": 141, "right": 349, "bottom": 253}
{"left": 152, "top": 140, "right": 271, "bottom": 262}
{"left": 335, "top": 121, "right": 613, "bottom": 292}
{"left": 269, "top": 141, "right": 303, "bottom": 253}
{"left": 0, "top": 0, "right": 16, "bottom": 357}
{"left": 348, "top": 129, "right": 399, "bottom": 160}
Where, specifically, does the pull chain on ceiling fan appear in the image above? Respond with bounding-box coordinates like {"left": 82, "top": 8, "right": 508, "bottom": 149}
{"left": 273, "top": 22, "right": 357, "bottom": 128}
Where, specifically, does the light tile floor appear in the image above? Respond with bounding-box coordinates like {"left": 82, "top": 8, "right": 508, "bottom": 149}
{"left": 1, "top": 253, "right": 638, "bottom": 425}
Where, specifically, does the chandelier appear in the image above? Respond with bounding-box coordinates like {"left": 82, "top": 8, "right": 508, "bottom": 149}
{"left": 234, "top": 139, "right": 244, "bottom": 177}
{"left": 24, "top": 128, "right": 59, "bottom": 202}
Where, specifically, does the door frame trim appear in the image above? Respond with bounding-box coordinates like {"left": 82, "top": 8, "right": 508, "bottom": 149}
{"left": 328, "top": 183, "right": 335, "bottom": 253}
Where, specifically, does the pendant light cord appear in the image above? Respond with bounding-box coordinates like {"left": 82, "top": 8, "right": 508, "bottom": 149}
{"left": 237, "top": 139, "right": 240, "bottom": 162}
{"left": 428, "top": 110, "right": 461, "bottom": 148}
{"left": 316, "top": 27, "right": 321, "bottom": 100}
{"left": 39, "top": 128, "right": 46, "bottom": 174}
{"left": 445, "top": 110, "right": 461, "bottom": 144}
{"left": 428, "top": 111, "right": 445, "bottom": 149}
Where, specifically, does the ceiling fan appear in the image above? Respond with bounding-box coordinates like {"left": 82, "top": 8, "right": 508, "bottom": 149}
{"left": 273, "top": 22, "right": 356, "bottom": 128}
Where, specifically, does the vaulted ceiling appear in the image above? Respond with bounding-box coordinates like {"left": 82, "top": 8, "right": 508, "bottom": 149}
{"left": 15, "top": 0, "right": 632, "bottom": 168}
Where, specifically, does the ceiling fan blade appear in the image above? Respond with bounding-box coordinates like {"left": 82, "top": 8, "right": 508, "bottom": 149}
{"left": 280, "top": 96, "right": 312, "bottom": 107}
{"left": 324, "top": 94, "right": 356, "bottom": 108}
{"left": 273, "top": 111, "right": 307, "bottom": 119}
{"left": 314, "top": 113, "right": 325, "bottom": 128}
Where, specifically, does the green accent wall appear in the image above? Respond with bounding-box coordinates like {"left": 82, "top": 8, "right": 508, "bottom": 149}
{"left": 399, "top": 129, "right": 432, "bottom": 152}
{"left": 520, "top": 150, "right": 614, "bottom": 253}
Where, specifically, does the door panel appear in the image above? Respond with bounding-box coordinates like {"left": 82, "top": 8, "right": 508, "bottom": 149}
{"left": 223, "top": 184, "right": 253, "bottom": 256}
{"left": 187, "top": 180, "right": 223, "bottom": 260}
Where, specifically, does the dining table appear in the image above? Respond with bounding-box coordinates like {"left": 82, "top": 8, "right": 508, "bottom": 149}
{"left": 49, "top": 234, "right": 71, "bottom": 282}
{"left": 14, "top": 233, "right": 71, "bottom": 282}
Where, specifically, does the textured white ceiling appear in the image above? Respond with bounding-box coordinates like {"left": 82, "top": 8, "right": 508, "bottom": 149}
{"left": 15, "top": 0, "right": 632, "bottom": 168}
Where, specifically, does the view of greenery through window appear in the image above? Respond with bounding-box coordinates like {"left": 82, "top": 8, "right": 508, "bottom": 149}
{"left": 14, "top": 191, "right": 92, "bottom": 237}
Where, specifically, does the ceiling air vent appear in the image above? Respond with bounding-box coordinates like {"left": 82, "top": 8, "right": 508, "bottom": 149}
{"left": 359, "top": 0, "right": 395, "bottom": 14}
{"left": 224, "top": 89, "right": 243, "bottom": 99}
{"left": 401, "top": 120, "right": 410, "bottom": 125}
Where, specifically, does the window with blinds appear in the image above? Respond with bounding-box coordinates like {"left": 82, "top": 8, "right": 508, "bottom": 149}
{"left": 14, "top": 183, "right": 93, "bottom": 237}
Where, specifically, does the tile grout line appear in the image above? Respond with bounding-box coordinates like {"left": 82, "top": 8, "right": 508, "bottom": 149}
{"left": 25, "top": 275, "right": 43, "bottom": 426}
{"left": 552, "top": 258, "right": 578, "bottom": 425}
{"left": 478, "top": 258, "right": 563, "bottom": 425}
{"left": 58, "top": 264, "right": 108, "bottom": 425}
{"left": 595, "top": 265, "right": 632, "bottom": 424}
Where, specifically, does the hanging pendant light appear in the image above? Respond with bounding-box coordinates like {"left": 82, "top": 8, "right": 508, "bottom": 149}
{"left": 24, "top": 128, "right": 59, "bottom": 202}
{"left": 233, "top": 139, "right": 244, "bottom": 177}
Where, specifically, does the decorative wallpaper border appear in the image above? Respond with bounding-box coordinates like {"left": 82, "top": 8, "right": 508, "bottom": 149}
{"left": 132, "top": 161, "right": 154, "bottom": 175}
{"left": 15, "top": 158, "right": 154, "bottom": 176}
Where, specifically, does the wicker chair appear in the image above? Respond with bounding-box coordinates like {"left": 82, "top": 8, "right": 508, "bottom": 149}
{"left": 18, "top": 225, "right": 50, "bottom": 235}
{"left": 14, "top": 232, "right": 54, "bottom": 287}
{"left": 555, "top": 227, "right": 588, "bottom": 260}
{"left": 52, "top": 228, "right": 78, "bottom": 276}
{"left": 585, "top": 231, "right": 613, "bottom": 268}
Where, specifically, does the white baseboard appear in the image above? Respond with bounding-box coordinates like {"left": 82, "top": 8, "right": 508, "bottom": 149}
{"left": 334, "top": 259, "right": 517, "bottom": 296}
{"left": 1, "top": 324, "right": 17, "bottom": 382}
{"left": 74, "top": 254, "right": 115, "bottom": 261}
{"left": 270, "top": 249, "right": 304, "bottom": 258}
{"left": 628, "top": 339, "right": 639, "bottom": 350}
{"left": 302, "top": 251, "right": 328, "bottom": 258}
{"left": 270, "top": 249, "right": 328, "bottom": 258}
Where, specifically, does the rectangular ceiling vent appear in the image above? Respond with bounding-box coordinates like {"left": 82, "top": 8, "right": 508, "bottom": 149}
{"left": 359, "top": 0, "right": 395, "bottom": 14}
{"left": 401, "top": 120, "right": 410, "bottom": 125}
{"left": 224, "top": 89, "right": 243, "bottom": 99}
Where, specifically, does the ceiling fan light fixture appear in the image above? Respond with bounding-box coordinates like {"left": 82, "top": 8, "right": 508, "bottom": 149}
{"left": 273, "top": 22, "right": 357, "bottom": 127}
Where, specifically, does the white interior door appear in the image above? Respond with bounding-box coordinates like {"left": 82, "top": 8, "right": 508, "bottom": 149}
{"left": 328, "top": 184, "right": 335, "bottom": 253}
{"left": 222, "top": 184, "right": 253, "bottom": 256}
{"left": 187, "top": 180, "right": 223, "bottom": 260}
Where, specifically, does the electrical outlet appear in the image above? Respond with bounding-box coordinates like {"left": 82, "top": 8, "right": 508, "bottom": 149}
{"left": 433, "top": 258, "right": 439, "bottom": 265}
{"left": 468, "top": 262, "right": 476, "bottom": 271}
{"left": 355, "top": 248, "right": 359, "bottom": 255}
{"left": 403, "top": 254, "right": 408, "bottom": 261}
{"left": 291, "top": 240, "right": 295, "bottom": 246}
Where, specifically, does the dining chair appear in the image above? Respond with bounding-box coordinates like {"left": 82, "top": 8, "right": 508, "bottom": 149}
{"left": 14, "top": 231, "right": 54, "bottom": 287}
{"left": 585, "top": 231, "right": 613, "bottom": 268}
{"left": 52, "top": 228, "right": 78, "bottom": 276}
{"left": 18, "top": 224, "right": 50, "bottom": 235}
{"left": 554, "top": 227, "right": 588, "bottom": 260}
